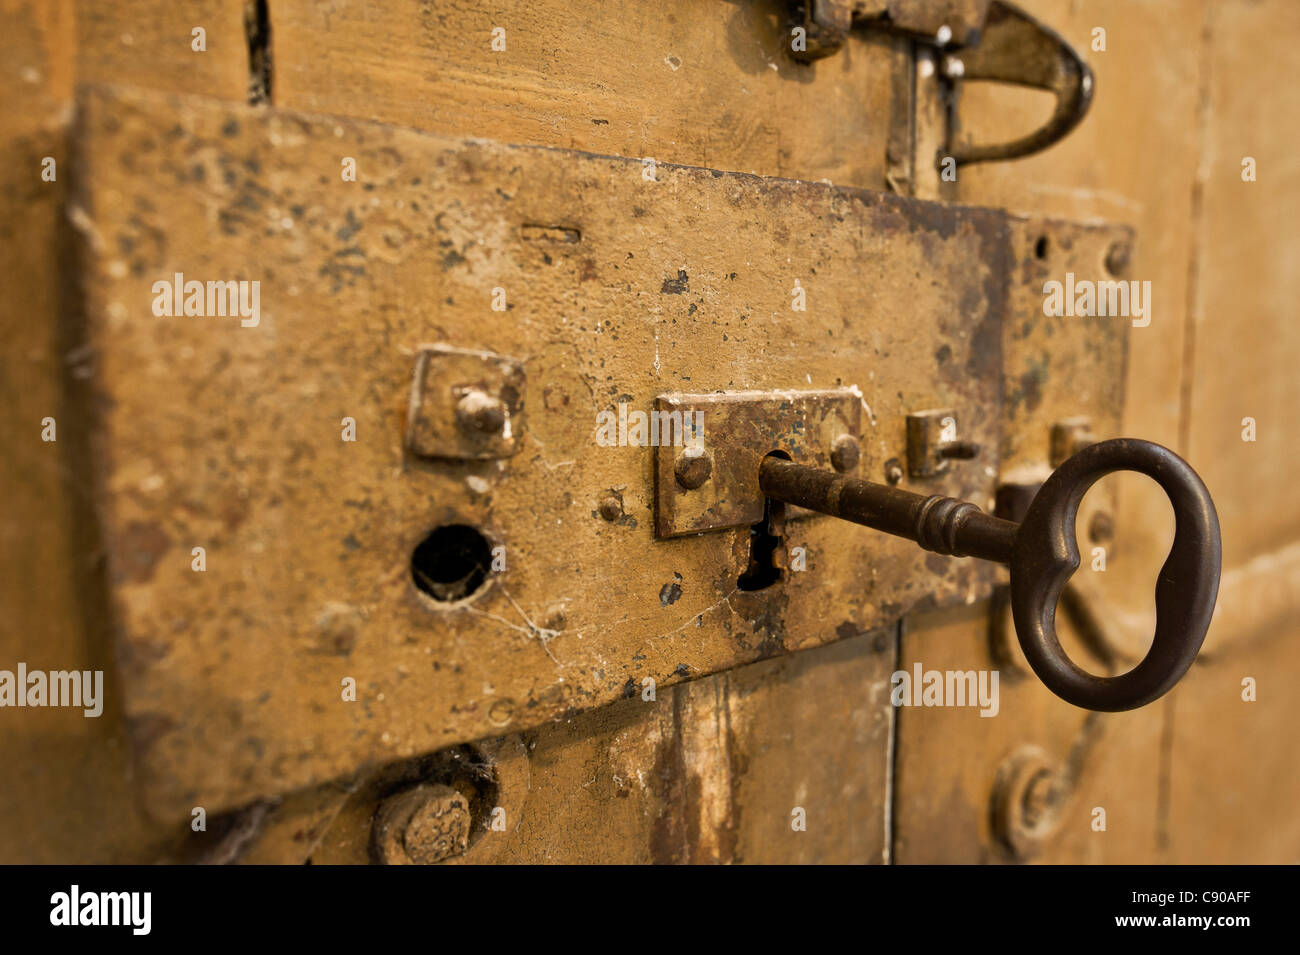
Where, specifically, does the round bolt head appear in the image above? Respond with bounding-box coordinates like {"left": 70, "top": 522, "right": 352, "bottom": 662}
{"left": 884, "top": 458, "right": 905, "bottom": 486}
{"left": 598, "top": 495, "right": 622, "bottom": 522}
{"left": 830, "top": 435, "right": 860, "bottom": 472}
{"left": 371, "top": 783, "right": 470, "bottom": 865}
{"left": 455, "top": 390, "right": 506, "bottom": 434}
{"left": 992, "top": 747, "right": 1065, "bottom": 859}
{"left": 674, "top": 446, "right": 713, "bottom": 490}
{"left": 1020, "top": 768, "right": 1059, "bottom": 829}
{"left": 1105, "top": 240, "right": 1131, "bottom": 277}
{"left": 1088, "top": 510, "right": 1115, "bottom": 543}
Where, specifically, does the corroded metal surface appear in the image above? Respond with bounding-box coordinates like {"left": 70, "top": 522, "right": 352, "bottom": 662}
{"left": 76, "top": 85, "right": 1009, "bottom": 817}
{"left": 370, "top": 783, "right": 471, "bottom": 865}
{"left": 1000, "top": 216, "right": 1130, "bottom": 477}
{"left": 653, "top": 389, "right": 863, "bottom": 538}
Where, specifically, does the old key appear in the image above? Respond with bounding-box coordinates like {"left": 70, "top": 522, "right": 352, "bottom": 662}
{"left": 758, "top": 439, "right": 1221, "bottom": 712}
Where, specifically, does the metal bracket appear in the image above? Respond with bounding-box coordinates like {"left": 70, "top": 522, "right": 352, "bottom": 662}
{"left": 405, "top": 345, "right": 526, "bottom": 460}
{"left": 786, "top": 1, "right": 994, "bottom": 60}
{"left": 938, "top": 1, "right": 1093, "bottom": 165}
{"left": 906, "top": 408, "right": 981, "bottom": 478}
{"left": 653, "top": 389, "right": 863, "bottom": 539}
{"left": 785, "top": 0, "right": 1092, "bottom": 166}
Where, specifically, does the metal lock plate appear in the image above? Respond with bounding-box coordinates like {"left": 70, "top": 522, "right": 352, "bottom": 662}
{"left": 653, "top": 389, "right": 863, "bottom": 538}
{"left": 73, "top": 85, "right": 1126, "bottom": 817}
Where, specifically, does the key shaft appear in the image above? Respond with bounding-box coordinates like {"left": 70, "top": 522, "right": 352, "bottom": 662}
{"left": 758, "top": 456, "right": 1018, "bottom": 565}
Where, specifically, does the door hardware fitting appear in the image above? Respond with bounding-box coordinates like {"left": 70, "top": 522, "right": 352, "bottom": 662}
{"left": 406, "top": 344, "right": 526, "bottom": 460}
{"left": 906, "top": 408, "right": 981, "bottom": 478}
{"left": 80, "top": 86, "right": 1125, "bottom": 813}
{"left": 785, "top": 0, "right": 1093, "bottom": 165}
{"left": 992, "top": 724, "right": 1103, "bottom": 860}
{"left": 1050, "top": 416, "right": 1097, "bottom": 468}
{"left": 785, "top": 0, "right": 995, "bottom": 59}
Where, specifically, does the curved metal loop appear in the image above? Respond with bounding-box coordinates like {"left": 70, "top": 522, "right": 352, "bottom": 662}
{"left": 947, "top": 0, "right": 1094, "bottom": 165}
{"left": 1009, "top": 439, "right": 1221, "bottom": 712}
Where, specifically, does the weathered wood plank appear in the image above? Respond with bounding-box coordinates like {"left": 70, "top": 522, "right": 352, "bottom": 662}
{"left": 270, "top": 0, "right": 898, "bottom": 189}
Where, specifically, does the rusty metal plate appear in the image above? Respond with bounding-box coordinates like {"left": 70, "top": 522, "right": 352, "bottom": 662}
{"left": 76, "top": 85, "right": 1012, "bottom": 817}
{"left": 653, "top": 389, "right": 863, "bottom": 538}
{"left": 1000, "top": 216, "right": 1132, "bottom": 473}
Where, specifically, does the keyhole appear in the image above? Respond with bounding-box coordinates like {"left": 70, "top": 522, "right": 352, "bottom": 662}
{"left": 738, "top": 454, "right": 788, "bottom": 592}
{"left": 737, "top": 499, "right": 784, "bottom": 591}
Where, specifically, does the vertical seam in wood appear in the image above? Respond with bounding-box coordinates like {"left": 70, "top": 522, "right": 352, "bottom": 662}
{"left": 1155, "top": 691, "right": 1177, "bottom": 854}
{"left": 884, "top": 617, "right": 903, "bottom": 864}
{"left": 1177, "top": 4, "right": 1215, "bottom": 458}
{"left": 245, "top": 0, "right": 272, "bottom": 106}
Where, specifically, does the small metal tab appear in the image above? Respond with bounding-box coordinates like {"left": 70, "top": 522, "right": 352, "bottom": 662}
{"left": 906, "top": 408, "right": 981, "bottom": 478}
{"left": 1050, "top": 416, "right": 1096, "bottom": 468}
{"left": 406, "top": 345, "right": 526, "bottom": 460}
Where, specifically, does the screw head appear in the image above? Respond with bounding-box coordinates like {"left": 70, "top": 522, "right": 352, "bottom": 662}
{"left": 455, "top": 390, "right": 506, "bottom": 435}
{"left": 830, "top": 435, "right": 860, "bottom": 472}
{"left": 598, "top": 495, "right": 622, "bottom": 522}
{"left": 372, "top": 783, "right": 470, "bottom": 865}
{"left": 1105, "top": 240, "right": 1131, "bottom": 277}
{"left": 992, "top": 748, "right": 1065, "bottom": 860}
{"left": 1020, "top": 769, "right": 1059, "bottom": 829}
{"left": 674, "top": 446, "right": 713, "bottom": 490}
{"left": 1088, "top": 510, "right": 1115, "bottom": 543}
{"left": 884, "top": 458, "right": 904, "bottom": 486}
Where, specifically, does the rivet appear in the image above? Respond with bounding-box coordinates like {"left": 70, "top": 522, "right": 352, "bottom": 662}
{"left": 598, "top": 496, "right": 622, "bottom": 522}
{"left": 371, "top": 783, "right": 470, "bottom": 866}
{"left": 830, "top": 435, "right": 860, "bottom": 472}
{"left": 1089, "top": 511, "right": 1115, "bottom": 543}
{"left": 674, "top": 446, "right": 713, "bottom": 490}
{"left": 455, "top": 390, "right": 506, "bottom": 435}
{"left": 992, "top": 748, "right": 1065, "bottom": 860}
{"left": 1105, "top": 240, "right": 1131, "bottom": 277}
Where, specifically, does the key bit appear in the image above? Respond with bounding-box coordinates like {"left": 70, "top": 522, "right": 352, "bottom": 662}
{"left": 757, "top": 438, "right": 1221, "bottom": 713}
